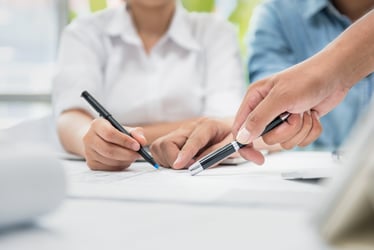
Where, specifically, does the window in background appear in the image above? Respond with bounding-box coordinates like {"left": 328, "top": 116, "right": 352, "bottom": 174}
{"left": 0, "top": 0, "right": 67, "bottom": 129}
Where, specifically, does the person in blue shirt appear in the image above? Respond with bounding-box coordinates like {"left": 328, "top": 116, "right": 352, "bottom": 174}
{"left": 149, "top": 9, "right": 374, "bottom": 169}
{"left": 247, "top": 0, "right": 374, "bottom": 150}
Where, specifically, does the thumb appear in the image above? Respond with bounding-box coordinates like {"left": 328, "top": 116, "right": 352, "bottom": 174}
{"left": 236, "top": 92, "right": 288, "bottom": 144}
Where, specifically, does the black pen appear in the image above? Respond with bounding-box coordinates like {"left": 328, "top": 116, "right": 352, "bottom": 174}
{"left": 188, "top": 112, "right": 290, "bottom": 176}
{"left": 81, "top": 91, "right": 159, "bottom": 169}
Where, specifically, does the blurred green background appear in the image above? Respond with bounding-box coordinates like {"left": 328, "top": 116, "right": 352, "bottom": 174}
{"left": 181, "top": 0, "right": 261, "bottom": 53}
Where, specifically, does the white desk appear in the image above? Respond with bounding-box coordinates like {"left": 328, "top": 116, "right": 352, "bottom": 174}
{"left": 0, "top": 200, "right": 328, "bottom": 250}
{"left": 0, "top": 151, "right": 336, "bottom": 250}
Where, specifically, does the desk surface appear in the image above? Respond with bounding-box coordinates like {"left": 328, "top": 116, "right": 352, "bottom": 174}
{"left": 0, "top": 199, "right": 328, "bottom": 250}
{"left": 0, "top": 151, "right": 336, "bottom": 250}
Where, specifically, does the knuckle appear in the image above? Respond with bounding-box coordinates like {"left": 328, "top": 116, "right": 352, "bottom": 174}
{"left": 188, "top": 136, "right": 205, "bottom": 148}
{"left": 262, "top": 135, "right": 279, "bottom": 145}
{"left": 262, "top": 136, "right": 276, "bottom": 145}
{"left": 159, "top": 140, "right": 171, "bottom": 150}
{"left": 149, "top": 142, "right": 159, "bottom": 153}
{"left": 281, "top": 142, "right": 295, "bottom": 150}
{"left": 246, "top": 114, "right": 259, "bottom": 130}
{"left": 102, "top": 129, "right": 116, "bottom": 141}
{"left": 102, "top": 146, "right": 115, "bottom": 158}
{"left": 245, "top": 113, "right": 268, "bottom": 137}
{"left": 91, "top": 118, "right": 99, "bottom": 127}
{"left": 91, "top": 118, "right": 103, "bottom": 130}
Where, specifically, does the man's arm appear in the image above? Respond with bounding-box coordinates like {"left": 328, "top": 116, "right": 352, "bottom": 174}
{"left": 234, "top": 10, "right": 374, "bottom": 149}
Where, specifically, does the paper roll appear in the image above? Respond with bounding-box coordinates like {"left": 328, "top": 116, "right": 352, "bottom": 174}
{"left": 0, "top": 143, "right": 66, "bottom": 229}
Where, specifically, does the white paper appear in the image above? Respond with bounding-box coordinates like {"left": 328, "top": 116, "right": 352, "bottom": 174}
{"left": 64, "top": 151, "right": 336, "bottom": 208}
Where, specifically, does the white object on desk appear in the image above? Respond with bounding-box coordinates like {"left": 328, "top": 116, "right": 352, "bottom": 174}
{"left": 0, "top": 143, "right": 66, "bottom": 230}
{"left": 282, "top": 168, "right": 336, "bottom": 180}
{"left": 276, "top": 151, "right": 340, "bottom": 180}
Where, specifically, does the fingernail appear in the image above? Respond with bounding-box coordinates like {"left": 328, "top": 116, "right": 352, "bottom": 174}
{"left": 132, "top": 143, "right": 140, "bottom": 151}
{"left": 140, "top": 134, "right": 146, "bottom": 141}
{"left": 236, "top": 128, "right": 251, "bottom": 144}
{"left": 173, "top": 153, "right": 184, "bottom": 167}
{"left": 136, "top": 130, "right": 146, "bottom": 140}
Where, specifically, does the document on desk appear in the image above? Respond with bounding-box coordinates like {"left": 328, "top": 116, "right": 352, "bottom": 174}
{"left": 64, "top": 151, "right": 339, "bottom": 208}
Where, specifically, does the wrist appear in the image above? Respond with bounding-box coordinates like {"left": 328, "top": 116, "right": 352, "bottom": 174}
{"left": 308, "top": 46, "right": 353, "bottom": 94}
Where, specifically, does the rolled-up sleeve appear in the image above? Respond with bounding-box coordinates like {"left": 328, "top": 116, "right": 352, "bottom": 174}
{"left": 202, "top": 20, "right": 245, "bottom": 118}
{"left": 247, "top": 3, "right": 296, "bottom": 83}
{"left": 52, "top": 21, "right": 105, "bottom": 120}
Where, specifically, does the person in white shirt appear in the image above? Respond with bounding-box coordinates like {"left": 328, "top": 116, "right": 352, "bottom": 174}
{"left": 53, "top": 0, "right": 244, "bottom": 171}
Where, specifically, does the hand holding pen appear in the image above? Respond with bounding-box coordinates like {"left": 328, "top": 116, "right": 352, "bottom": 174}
{"left": 81, "top": 91, "right": 159, "bottom": 171}
{"left": 150, "top": 111, "right": 316, "bottom": 174}
{"left": 188, "top": 113, "right": 290, "bottom": 175}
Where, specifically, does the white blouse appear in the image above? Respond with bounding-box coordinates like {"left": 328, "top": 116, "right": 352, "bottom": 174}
{"left": 52, "top": 4, "right": 245, "bottom": 126}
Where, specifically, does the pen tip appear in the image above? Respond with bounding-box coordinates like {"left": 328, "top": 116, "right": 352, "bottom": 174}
{"left": 154, "top": 164, "right": 160, "bottom": 169}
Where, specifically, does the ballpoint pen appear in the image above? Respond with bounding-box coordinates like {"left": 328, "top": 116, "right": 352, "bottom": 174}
{"left": 81, "top": 91, "right": 159, "bottom": 169}
{"left": 188, "top": 112, "right": 291, "bottom": 176}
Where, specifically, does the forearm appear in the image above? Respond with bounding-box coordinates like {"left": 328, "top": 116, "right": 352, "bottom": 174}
{"left": 320, "top": 10, "right": 374, "bottom": 89}
{"left": 57, "top": 109, "right": 93, "bottom": 157}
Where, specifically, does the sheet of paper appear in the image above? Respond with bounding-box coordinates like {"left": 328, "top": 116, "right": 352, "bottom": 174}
{"left": 64, "top": 151, "right": 336, "bottom": 208}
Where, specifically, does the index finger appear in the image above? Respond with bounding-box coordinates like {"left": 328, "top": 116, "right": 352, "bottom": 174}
{"left": 94, "top": 118, "right": 140, "bottom": 151}
{"left": 173, "top": 123, "right": 219, "bottom": 169}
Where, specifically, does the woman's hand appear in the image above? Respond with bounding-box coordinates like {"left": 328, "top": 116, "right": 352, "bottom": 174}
{"left": 83, "top": 118, "right": 147, "bottom": 171}
{"left": 150, "top": 118, "right": 265, "bottom": 169}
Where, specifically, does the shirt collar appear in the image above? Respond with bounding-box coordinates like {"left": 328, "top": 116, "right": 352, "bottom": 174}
{"left": 106, "top": 3, "right": 201, "bottom": 51}
{"left": 106, "top": 3, "right": 142, "bottom": 46}
{"left": 166, "top": 5, "right": 201, "bottom": 51}
{"left": 303, "top": 0, "right": 330, "bottom": 19}
{"left": 303, "top": 0, "right": 350, "bottom": 23}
